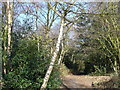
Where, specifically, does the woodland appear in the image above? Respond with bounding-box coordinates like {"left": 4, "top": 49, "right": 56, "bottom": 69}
{"left": 0, "top": 1, "right": 120, "bottom": 89}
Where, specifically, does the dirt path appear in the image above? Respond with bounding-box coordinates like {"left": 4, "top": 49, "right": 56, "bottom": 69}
{"left": 61, "top": 75, "right": 111, "bottom": 89}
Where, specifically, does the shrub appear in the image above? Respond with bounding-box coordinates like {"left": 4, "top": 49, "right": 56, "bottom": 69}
{"left": 3, "top": 38, "right": 61, "bottom": 89}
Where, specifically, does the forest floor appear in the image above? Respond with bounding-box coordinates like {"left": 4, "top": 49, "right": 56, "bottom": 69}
{"left": 61, "top": 75, "right": 112, "bottom": 89}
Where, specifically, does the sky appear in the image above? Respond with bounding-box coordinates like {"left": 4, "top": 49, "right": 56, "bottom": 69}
{"left": 12, "top": 1, "right": 97, "bottom": 40}
{"left": 1, "top": 1, "right": 117, "bottom": 40}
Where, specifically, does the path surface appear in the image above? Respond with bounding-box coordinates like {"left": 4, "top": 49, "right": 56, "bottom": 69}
{"left": 61, "top": 75, "right": 111, "bottom": 89}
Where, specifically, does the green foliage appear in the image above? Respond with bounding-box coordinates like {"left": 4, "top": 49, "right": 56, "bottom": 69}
{"left": 47, "top": 66, "right": 62, "bottom": 88}
{"left": 94, "top": 14, "right": 120, "bottom": 75}
{"left": 95, "top": 75, "right": 120, "bottom": 88}
{"left": 59, "top": 63, "right": 71, "bottom": 76}
{"left": 3, "top": 38, "right": 61, "bottom": 89}
{"left": 63, "top": 3, "right": 120, "bottom": 76}
{"left": 63, "top": 48, "right": 85, "bottom": 74}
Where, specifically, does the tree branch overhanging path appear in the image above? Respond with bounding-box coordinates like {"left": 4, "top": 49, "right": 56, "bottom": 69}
{"left": 40, "top": 1, "right": 76, "bottom": 89}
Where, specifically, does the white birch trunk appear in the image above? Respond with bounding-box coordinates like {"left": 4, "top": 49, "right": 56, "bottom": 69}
{"left": 37, "top": 40, "right": 40, "bottom": 52}
{"left": 40, "top": 18, "right": 64, "bottom": 89}
{"left": 58, "top": 41, "right": 64, "bottom": 65}
{"left": 7, "top": 1, "right": 13, "bottom": 72}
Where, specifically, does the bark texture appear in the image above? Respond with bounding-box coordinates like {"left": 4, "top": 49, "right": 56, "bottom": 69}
{"left": 58, "top": 41, "right": 64, "bottom": 65}
{"left": 7, "top": 1, "right": 13, "bottom": 72}
{"left": 40, "top": 18, "right": 64, "bottom": 89}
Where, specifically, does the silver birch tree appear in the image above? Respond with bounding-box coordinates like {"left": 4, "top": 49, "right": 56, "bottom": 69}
{"left": 40, "top": 1, "right": 76, "bottom": 89}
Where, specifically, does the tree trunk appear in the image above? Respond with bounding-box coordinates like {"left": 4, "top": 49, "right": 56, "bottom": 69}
{"left": 40, "top": 18, "right": 64, "bottom": 89}
{"left": 34, "top": 6, "right": 40, "bottom": 53}
{"left": 7, "top": 1, "right": 13, "bottom": 73}
{"left": 0, "top": 11, "right": 2, "bottom": 88}
{"left": 2, "top": 2, "right": 7, "bottom": 75}
{"left": 58, "top": 40, "right": 66, "bottom": 65}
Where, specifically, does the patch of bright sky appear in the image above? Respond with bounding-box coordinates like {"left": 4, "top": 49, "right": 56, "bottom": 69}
{"left": 15, "top": 2, "right": 46, "bottom": 29}
{"left": 15, "top": 1, "right": 91, "bottom": 34}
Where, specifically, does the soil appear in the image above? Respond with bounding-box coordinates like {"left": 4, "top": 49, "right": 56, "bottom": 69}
{"left": 60, "top": 75, "right": 112, "bottom": 89}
